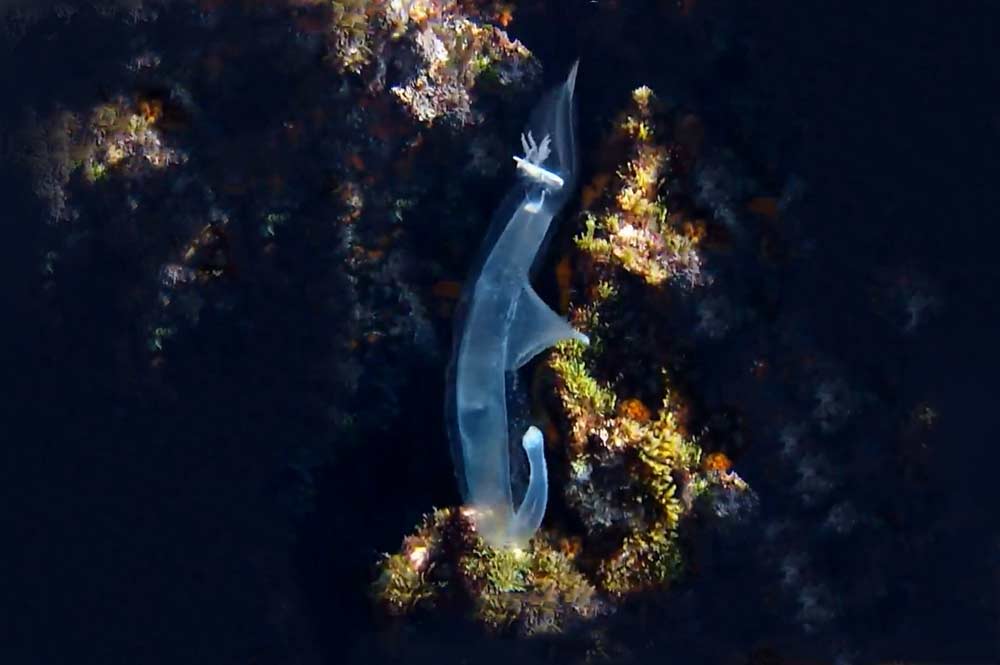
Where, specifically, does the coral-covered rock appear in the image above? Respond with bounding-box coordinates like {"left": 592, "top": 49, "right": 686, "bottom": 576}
{"left": 372, "top": 508, "right": 604, "bottom": 636}
{"left": 375, "top": 83, "right": 756, "bottom": 632}
{"left": 575, "top": 87, "right": 705, "bottom": 287}
{"left": 312, "top": 0, "right": 538, "bottom": 126}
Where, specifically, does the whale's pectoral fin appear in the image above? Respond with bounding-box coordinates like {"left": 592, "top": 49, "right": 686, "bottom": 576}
{"left": 506, "top": 286, "right": 589, "bottom": 370}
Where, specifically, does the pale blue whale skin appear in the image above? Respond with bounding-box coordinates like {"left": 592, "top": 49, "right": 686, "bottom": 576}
{"left": 446, "top": 63, "right": 587, "bottom": 547}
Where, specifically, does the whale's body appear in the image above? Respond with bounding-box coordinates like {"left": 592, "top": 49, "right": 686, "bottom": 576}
{"left": 446, "top": 64, "right": 587, "bottom": 547}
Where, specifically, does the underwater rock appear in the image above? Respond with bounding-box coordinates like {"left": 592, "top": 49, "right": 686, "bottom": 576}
{"left": 17, "top": 96, "right": 185, "bottom": 223}
{"left": 372, "top": 507, "right": 605, "bottom": 637}
{"left": 310, "top": 0, "right": 538, "bottom": 126}
{"left": 375, "top": 83, "right": 756, "bottom": 633}
{"left": 575, "top": 86, "right": 705, "bottom": 288}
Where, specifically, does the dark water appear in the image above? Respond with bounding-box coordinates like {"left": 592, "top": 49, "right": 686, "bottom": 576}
{"left": 0, "top": 1, "right": 994, "bottom": 663}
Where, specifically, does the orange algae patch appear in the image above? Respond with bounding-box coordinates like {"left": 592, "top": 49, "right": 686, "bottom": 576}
{"left": 681, "top": 218, "right": 708, "bottom": 243}
{"left": 137, "top": 99, "right": 163, "bottom": 124}
{"left": 496, "top": 5, "right": 514, "bottom": 27}
{"left": 617, "top": 398, "right": 652, "bottom": 423}
{"left": 702, "top": 451, "right": 732, "bottom": 472}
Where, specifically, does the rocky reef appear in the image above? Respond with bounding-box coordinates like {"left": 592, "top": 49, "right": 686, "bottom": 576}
{"left": 374, "top": 507, "right": 603, "bottom": 637}
{"left": 373, "top": 84, "right": 756, "bottom": 637}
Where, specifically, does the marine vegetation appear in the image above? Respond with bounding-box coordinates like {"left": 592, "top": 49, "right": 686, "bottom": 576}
{"left": 574, "top": 86, "right": 704, "bottom": 288}
{"left": 374, "top": 83, "right": 756, "bottom": 635}
{"left": 373, "top": 507, "right": 604, "bottom": 637}
{"left": 18, "top": 95, "right": 185, "bottom": 222}
{"left": 304, "top": 0, "right": 536, "bottom": 126}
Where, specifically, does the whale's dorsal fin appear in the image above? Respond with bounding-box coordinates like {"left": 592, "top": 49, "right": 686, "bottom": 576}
{"left": 506, "top": 286, "right": 588, "bottom": 371}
